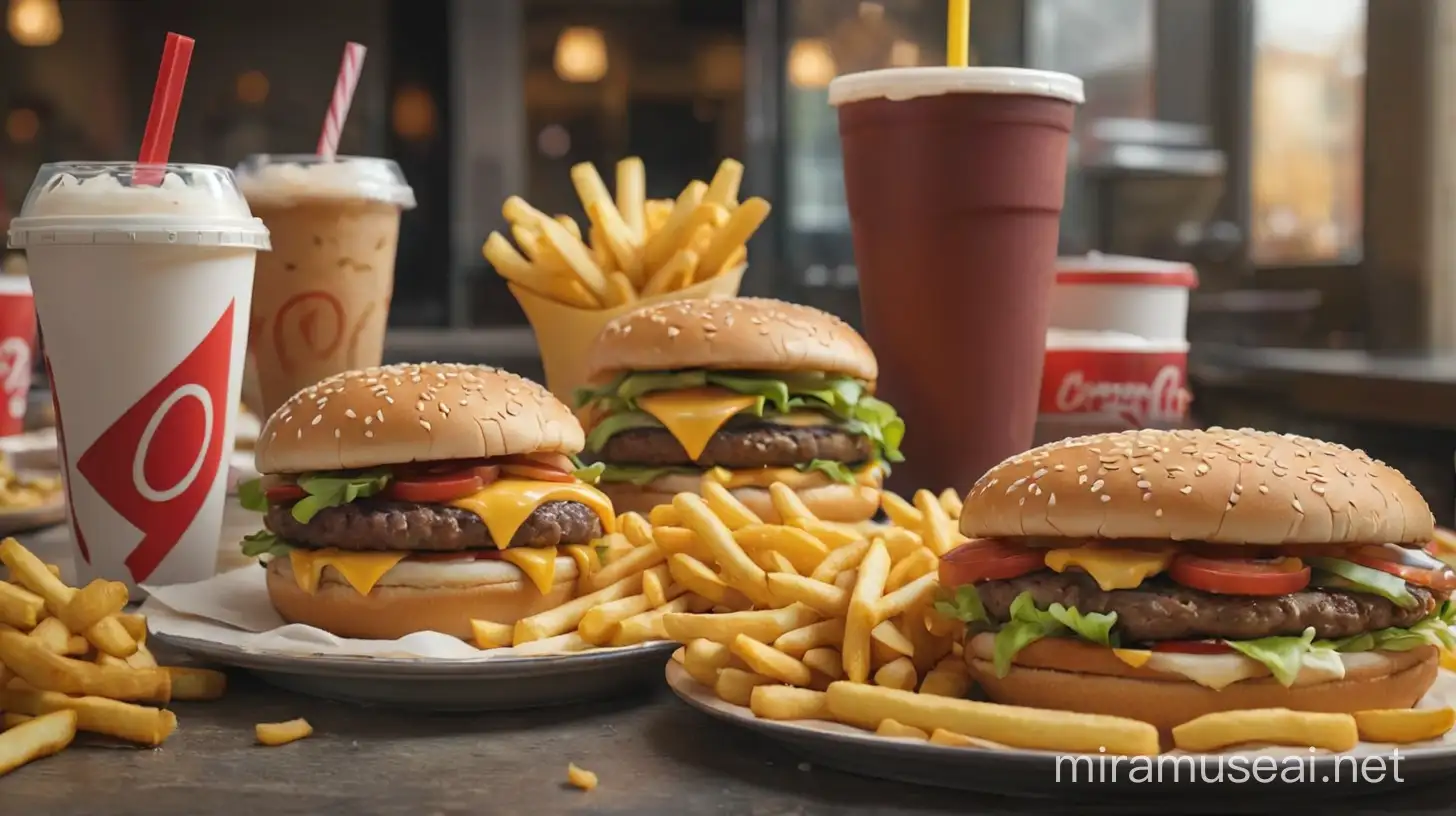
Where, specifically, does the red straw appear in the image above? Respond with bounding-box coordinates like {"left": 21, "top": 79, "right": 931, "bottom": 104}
{"left": 317, "top": 42, "right": 367, "bottom": 159}
{"left": 136, "top": 33, "right": 195, "bottom": 185}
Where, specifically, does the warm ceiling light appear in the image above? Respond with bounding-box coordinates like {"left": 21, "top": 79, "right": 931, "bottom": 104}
{"left": 236, "top": 71, "right": 270, "bottom": 105}
{"left": 392, "top": 86, "right": 437, "bottom": 142}
{"left": 889, "top": 39, "right": 920, "bottom": 67}
{"left": 6, "top": 108, "right": 39, "bottom": 143}
{"left": 858, "top": 2, "right": 885, "bottom": 21}
{"left": 8, "top": 0, "right": 62, "bottom": 47}
{"left": 554, "top": 26, "right": 608, "bottom": 83}
{"left": 788, "top": 39, "right": 836, "bottom": 89}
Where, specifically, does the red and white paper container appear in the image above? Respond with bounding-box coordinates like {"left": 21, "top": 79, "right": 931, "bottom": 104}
{"left": 7, "top": 162, "right": 270, "bottom": 592}
{"left": 0, "top": 276, "right": 37, "bottom": 437}
{"left": 1037, "top": 329, "right": 1192, "bottom": 442}
{"left": 1050, "top": 253, "right": 1198, "bottom": 342}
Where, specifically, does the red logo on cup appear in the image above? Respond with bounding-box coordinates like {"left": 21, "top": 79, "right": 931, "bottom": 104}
{"left": 1041, "top": 350, "right": 1191, "bottom": 427}
{"left": 77, "top": 302, "right": 235, "bottom": 583}
{"left": 0, "top": 336, "right": 33, "bottom": 421}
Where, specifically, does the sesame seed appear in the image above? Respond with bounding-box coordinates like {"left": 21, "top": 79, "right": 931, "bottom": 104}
{"left": 376, "top": 410, "right": 384, "bottom": 421}
{"left": 311, "top": 415, "right": 322, "bottom": 425}
{"left": 365, "top": 430, "right": 374, "bottom": 438}
{"left": 1312, "top": 484, "right": 1326, "bottom": 495}
{"left": 420, "top": 420, "right": 432, "bottom": 431}
{"left": 296, "top": 428, "right": 302, "bottom": 439}
{"left": 1099, "top": 494, "right": 1110, "bottom": 503}
{"left": 1048, "top": 493, "right": 1057, "bottom": 506}
{"left": 1136, "top": 480, "right": 1151, "bottom": 489}
{"left": 1195, "top": 464, "right": 1210, "bottom": 475}
{"left": 1076, "top": 465, "right": 1088, "bottom": 473}
{"left": 1142, "top": 492, "right": 1152, "bottom": 502}
{"left": 1258, "top": 484, "right": 1269, "bottom": 494}
{"left": 1032, "top": 468, "right": 1047, "bottom": 479}
{"left": 1228, "top": 492, "right": 1239, "bottom": 505}
{"left": 1090, "top": 479, "right": 1104, "bottom": 493}
{"left": 1291, "top": 498, "right": 1304, "bottom": 513}
{"left": 1018, "top": 497, "right": 1026, "bottom": 506}
{"left": 344, "top": 409, "right": 357, "bottom": 419}
{"left": 1179, "top": 485, "right": 1193, "bottom": 494}
{"left": 1078, "top": 475, "right": 1088, "bottom": 485}
{"left": 334, "top": 429, "right": 341, "bottom": 439}
{"left": 1054, "top": 464, "right": 1065, "bottom": 472}
{"left": 1155, "top": 508, "right": 1164, "bottom": 518}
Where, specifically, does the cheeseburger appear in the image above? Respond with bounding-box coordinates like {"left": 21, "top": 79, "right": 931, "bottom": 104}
{"left": 239, "top": 363, "right": 615, "bottom": 640}
{"left": 575, "top": 297, "right": 903, "bottom": 523}
{"left": 938, "top": 427, "right": 1454, "bottom": 732}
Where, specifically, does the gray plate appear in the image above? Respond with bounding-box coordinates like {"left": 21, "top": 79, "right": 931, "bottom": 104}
{"left": 152, "top": 630, "right": 676, "bottom": 711}
{"left": 665, "top": 663, "right": 1456, "bottom": 802}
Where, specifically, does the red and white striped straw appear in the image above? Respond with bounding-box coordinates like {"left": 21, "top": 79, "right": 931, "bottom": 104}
{"left": 317, "top": 42, "right": 367, "bottom": 160}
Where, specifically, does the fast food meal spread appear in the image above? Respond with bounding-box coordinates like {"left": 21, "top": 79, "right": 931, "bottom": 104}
{"left": 575, "top": 297, "right": 903, "bottom": 524}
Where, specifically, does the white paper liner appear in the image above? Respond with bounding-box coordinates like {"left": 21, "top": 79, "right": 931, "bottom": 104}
{"left": 665, "top": 659, "right": 1456, "bottom": 759}
{"left": 139, "top": 566, "right": 667, "bottom": 662}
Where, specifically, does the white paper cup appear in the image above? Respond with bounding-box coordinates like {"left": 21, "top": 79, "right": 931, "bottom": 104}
{"left": 8, "top": 162, "right": 270, "bottom": 592}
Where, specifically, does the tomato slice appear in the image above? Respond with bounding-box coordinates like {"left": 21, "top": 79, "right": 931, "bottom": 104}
{"left": 499, "top": 463, "right": 576, "bottom": 483}
{"left": 938, "top": 539, "right": 1047, "bottom": 586}
{"left": 386, "top": 472, "right": 487, "bottom": 503}
{"left": 1351, "top": 544, "right": 1456, "bottom": 591}
{"left": 264, "top": 484, "right": 305, "bottom": 503}
{"left": 1151, "top": 640, "right": 1233, "bottom": 655}
{"left": 1168, "top": 555, "right": 1311, "bottom": 596}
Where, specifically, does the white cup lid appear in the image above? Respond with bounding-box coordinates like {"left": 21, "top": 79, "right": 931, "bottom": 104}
{"left": 829, "top": 67, "right": 1085, "bottom": 107}
{"left": 1055, "top": 253, "right": 1199, "bottom": 288}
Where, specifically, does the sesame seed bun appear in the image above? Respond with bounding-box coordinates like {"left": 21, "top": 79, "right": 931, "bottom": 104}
{"left": 965, "top": 635, "right": 1439, "bottom": 733}
{"left": 254, "top": 363, "right": 584, "bottom": 474}
{"left": 583, "top": 297, "right": 879, "bottom": 385}
{"left": 598, "top": 474, "right": 883, "bottom": 524}
{"left": 961, "top": 427, "right": 1434, "bottom": 546}
{"left": 265, "top": 556, "right": 577, "bottom": 640}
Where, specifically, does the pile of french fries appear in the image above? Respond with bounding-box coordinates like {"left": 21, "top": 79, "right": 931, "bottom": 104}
{"left": 0, "top": 537, "right": 228, "bottom": 777}
{"left": 483, "top": 157, "right": 769, "bottom": 310}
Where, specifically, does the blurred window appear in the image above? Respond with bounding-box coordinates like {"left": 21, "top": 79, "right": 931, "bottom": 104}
{"left": 1250, "top": 0, "right": 1366, "bottom": 265}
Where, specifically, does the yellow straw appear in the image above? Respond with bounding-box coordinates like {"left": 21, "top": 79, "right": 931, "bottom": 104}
{"left": 947, "top": 0, "right": 970, "bottom": 67}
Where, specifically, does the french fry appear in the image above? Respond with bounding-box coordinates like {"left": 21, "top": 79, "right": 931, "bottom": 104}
{"left": 256, "top": 718, "right": 313, "bottom": 747}
{"left": 801, "top": 647, "right": 844, "bottom": 681}
{"left": 124, "top": 642, "right": 158, "bottom": 670}
{"left": 766, "top": 573, "right": 848, "bottom": 617}
{"left": 502, "top": 194, "right": 553, "bottom": 226}
{"left": 767, "top": 483, "right": 815, "bottom": 525}
{"left": 939, "top": 488, "right": 964, "bottom": 519}
{"left": 700, "top": 480, "right": 762, "bottom": 529}
{"left": 0, "top": 689, "right": 176, "bottom": 746}
{"left": 684, "top": 638, "right": 736, "bottom": 686}
{"left": 732, "top": 634, "right": 812, "bottom": 686}
{"left": 764, "top": 552, "right": 798, "bottom": 575}
{"left": 642, "top": 181, "right": 708, "bottom": 271}
{"left": 641, "top": 564, "right": 672, "bottom": 607}
{"left": 649, "top": 505, "right": 683, "bottom": 527}
{"left": 166, "top": 667, "right": 228, "bottom": 701}
{"left": 919, "top": 668, "right": 973, "bottom": 699}
{"left": 604, "top": 270, "right": 638, "bottom": 308}
{"left": 876, "top": 719, "right": 928, "bottom": 740}
{"left": 537, "top": 214, "right": 611, "bottom": 299}
{"left": 842, "top": 540, "right": 890, "bottom": 683}
{"left": 64, "top": 636, "right": 88, "bottom": 656}
{"left": 619, "top": 512, "right": 655, "bottom": 548}
{"left": 644, "top": 199, "right": 673, "bottom": 234}
{"left": 734, "top": 525, "right": 828, "bottom": 574}
{"left": 914, "top": 489, "right": 964, "bottom": 556}
{"left": 589, "top": 542, "right": 665, "bottom": 591}
{"left": 666, "top": 553, "right": 743, "bottom": 607}
{"left": 59, "top": 580, "right": 127, "bottom": 635}
{"left": 1353, "top": 708, "right": 1456, "bottom": 744}
{"left": 513, "top": 574, "right": 644, "bottom": 644}
{"left": 471, "top": 619, "right": 514, "bottom": 650}
{"left": 886, "top": 548, "right": 938, "bottom": 592}
{"left": 566, "top": 762, "right": 599, "bottom": 791}
{"left": 696, "top": 197, "right": 770, "bottom": 281}
{"left": 810, "top": 540, "right": 870, "bottom": 583}
{"left": 1173, "top": 709, "right": 1359, "bottom": 753}
{"left": 662, "top": 603, "right": 819, "bottom": 646}
{"left": 555, "top": 214, "right": 583, "bottom": 240}
{"left": 715, "top": 668, "right": 773, "bottom": 707}
{"left": 929, "top": 728, "right": 1008, "bottom": 749}
{"left": 640, "top": 248, "right": 698, "bottom": 297}
{"left": 0, "top": 709, "right": 75, "bottom": 777}
{"left": 615, "top": 157, "right": 647, "bottom": 243}
{"left": 1, "top": 713, "right": 30, "bottom": 730}
{"left": 28, "top": 617, "right": 70, "bottom": 654}
{"left": 879, "top": 527, "right": 925, "bottom": 563}
{"left": 116, "top": 614, "right": 147, "bottom": 645}
{"left": 484, "top": 232, "right": 601, "bottom": 309}
{"left": 588, "top": 222, "right": 616, "bottom": 273}
{"left": 573, "top": 163, "right": 641, "bottom": 277}
{"left": 749, "top": 685, "right": 829, "bottom": 722}
{"left": 870, "top": 620, "right": 915, "bottom": 657}
{"left": 703, "top": 158, "right": 744, "bottom": 208}
{"left": 880, "top": 492, "right": 922, "bottom": 530}
{"left": 0, "top": 632, "right": 169, "bottom": 702}
{"left": 826, "top": 682, "right": 1160, "bottom": 756}
{"left": 874, "top": 657, "right": 917, "bottom": 691}
{"left": 0, "top": 581, "right": 43, "bottom": 629}
{"left": 675, "top": 493, "right": 771, "bottom": 606}
{"left": 579, "top": 594, "right": 654, "bottom": 645}
{"left": 773, "top": 619, "right": 846, "bottom": 657}
{"left": 609, "top": 593, "right": 703, "bottom": 646}
{"left": 511, "top": 632, "right": 595, "bottom": 656}
{"left": 833, "top": 569, "right": 858, "bottom": 592}
{"left": 791, "top": 518, "right": 862, "bottom": 550}
{"left": 875, "top": 573, "right": 939, "bottom": 621}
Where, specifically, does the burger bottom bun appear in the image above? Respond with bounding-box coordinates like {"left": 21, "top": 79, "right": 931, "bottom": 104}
{"left": 599, "top": 480, "right": 881, "bottom": 523}
{"left": 265, "top": 557, "right": 575, "bottom": 640}
{"left": 967, "top": 644, "right": 1439, "bottom": 734}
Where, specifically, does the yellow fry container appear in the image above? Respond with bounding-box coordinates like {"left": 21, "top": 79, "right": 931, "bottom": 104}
{"left": 510, "top": 264, "right": 746, "bottom": 403}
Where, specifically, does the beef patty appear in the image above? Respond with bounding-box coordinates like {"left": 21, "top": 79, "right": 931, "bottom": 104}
{"left": 264, "top": 499, "right": 603, "bottom": 552}
{"left": 597, "top": 424, "right": 872, "bottom": 468}
{"left": 978, "top": 571, "right": 1438, "bottom": 642}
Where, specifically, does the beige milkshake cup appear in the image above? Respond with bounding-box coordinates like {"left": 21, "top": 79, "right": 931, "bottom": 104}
{"left": 7, "top": 162, "right": 268, "bottom": 591}
{"left": 236, "top": 154, "right": 415, "bottom": 418}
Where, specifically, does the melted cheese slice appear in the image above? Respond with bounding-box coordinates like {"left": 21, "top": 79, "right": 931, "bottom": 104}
{"left": 704, "top": 461, "right": 885, "bottom": 490}
{"left": 563, "top": 544, "right": 602, "bottom": 578}
{"left": 1044, "top": 545, "right": 1174, "bottom": 591}
{"left": 501, "top": 546, "right": 560, "bottom": 594}
{"left": 1111, "top": 648, "right": 1151, "bottom": 668}
{"left": 635, "top": 387, "right": 759, "bottom": 459}
{"left": 289, "top": 548, "right": 407, "bottom": 595}
{"left": 769, "top": 411, "right": 837, "bottom": 427}
{"left": 448, "top": 479, "right": 616, "bottom": 549}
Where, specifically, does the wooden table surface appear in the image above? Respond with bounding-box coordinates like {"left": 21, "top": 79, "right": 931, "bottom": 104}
{"left": 7, "top": 509, "right": 1456, "bottom": 814}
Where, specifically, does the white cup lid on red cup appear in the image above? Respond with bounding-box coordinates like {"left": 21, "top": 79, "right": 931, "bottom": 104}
{"left": 1050, "top": 254, "right": 1197, "bottom": 343}
{"left": 1055, "top": 253, "right": 1199, "bottom": 288}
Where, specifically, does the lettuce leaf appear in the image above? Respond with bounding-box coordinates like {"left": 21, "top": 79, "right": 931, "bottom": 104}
{"left": 290, "top": 470, "right": 391, "bottom": 523}
{"left": 1307, "top": 557, "right": 1420, "bottom": 609}
{"left": 571, "top": 461, "right": 606, "bottom": 485}
{"left": 594, "top": 459, "right": 863, "bottom": 486}
{"left": 984, "top": 592, "right": 1117, "bottom": 677}
{"left": 239, "top": 530, "right": 291, "bottom": 559}
{"left": 238, "top": 478, "right": 268, "bottom": 513}
{"left": 1224, "top": 627, "right": 1341, "bottom": 686}
{"left": 934, "top": 584, "right": 989, "bottom": 625}
{"left": 576, "top": 369, "right": 904, "bottom": 463}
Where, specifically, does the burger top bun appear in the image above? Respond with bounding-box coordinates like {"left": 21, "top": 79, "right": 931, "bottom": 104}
{"left": 961, "top": 427, "right": 1434, "bottom": 546}
{"left": 255, "top": 363, "right": 584, "bottom": 474}
{"left": 583, "top": 296, "right": 878, "bottom": 385}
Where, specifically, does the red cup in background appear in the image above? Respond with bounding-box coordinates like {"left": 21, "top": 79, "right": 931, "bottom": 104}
{"left": 0, "top": 276, "right": 37, "bottom": 436}
{"left": 1036, "top": 330, "right": 1191, "bottom": 444}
